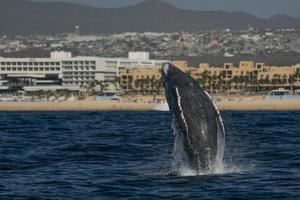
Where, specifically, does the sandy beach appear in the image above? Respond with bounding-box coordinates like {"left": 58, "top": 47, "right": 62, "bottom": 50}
{"left": 0, "top": 95, "right": 300, "bottom": 111}
{"left": 0, "top": 99, "right": 155, "bottom": 112}
{"left": 216, "top": 96, "right": 300, "bottom": 111}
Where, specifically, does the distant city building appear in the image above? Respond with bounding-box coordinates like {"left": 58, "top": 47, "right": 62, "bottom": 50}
{"left": 74, "top": 25, "right": 81, "bottom": 36}
{"left": 0, "top": 51, "right": 166, "bottom": 93}
{"left": 1, "top": 29, "right": 300, "bottom": 65}
{"left": 128, "top": 52, "right": 150, "bottom": 60}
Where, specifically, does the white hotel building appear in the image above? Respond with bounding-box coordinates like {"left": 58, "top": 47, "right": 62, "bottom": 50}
{"left": 0, "top": 51, "right": 166, "bottom": 92}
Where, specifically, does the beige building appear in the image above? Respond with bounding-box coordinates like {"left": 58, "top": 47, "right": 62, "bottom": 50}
{"left": 193, "top": 61, "right": 300, "bottom": 94}
{"left": 121, "top": 66, "right": 162, "bottom": 95}
{"left": 120, "top": 60, "right": 188, "bottom": 94}
{"left": 120, "top": 60, "right": 300, "bottom": 95}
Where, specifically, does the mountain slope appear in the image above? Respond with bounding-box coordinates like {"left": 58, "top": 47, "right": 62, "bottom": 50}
{"left": 0, "top": 0, "right": 299, "bottom": 35}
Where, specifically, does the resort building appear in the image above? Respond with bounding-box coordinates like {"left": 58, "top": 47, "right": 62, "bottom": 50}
{"left": 0, "top": 51, "right": 166, "bottom": 93}
{"left": 121, "top": 67, "right": 162, "bottom": 95}
{"left": 120, "top": 60, "right": 300, "bottom": 95}
{"left": 120, "top": 60, "right": 187, "bottom": 95}
{"left": 191, "top": 61, "right": 300, "bottom": 94}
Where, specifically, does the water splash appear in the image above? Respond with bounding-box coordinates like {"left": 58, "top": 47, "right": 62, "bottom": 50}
{"left": 176, "top": 162, "right": 244, "bottom": 177}
{"left": 171, "top": 118, "right": 244, "bottom": 176}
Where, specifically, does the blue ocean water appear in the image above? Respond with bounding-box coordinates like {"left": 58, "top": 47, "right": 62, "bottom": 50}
{"left": 0, "top": 111, "right": 299, "bottom": 199}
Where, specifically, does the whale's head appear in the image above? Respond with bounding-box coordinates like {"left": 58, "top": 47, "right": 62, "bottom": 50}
{"left": 162, "top": 63, "right": 183, "bottom": 86}
{"left": 161, "top": 62, "right": 193, "bottom": 91}
{"left": 161, "top": 62, "right": 197, "bottom": 113}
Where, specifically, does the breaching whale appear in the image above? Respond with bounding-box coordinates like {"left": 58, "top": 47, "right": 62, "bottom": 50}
{"left": 161, "top": 62, "right": 225, "bottom": 172}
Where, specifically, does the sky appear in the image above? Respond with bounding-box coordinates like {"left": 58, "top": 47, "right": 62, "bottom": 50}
{"left": 31, "top": 0, "right": 300, "bottom": 18}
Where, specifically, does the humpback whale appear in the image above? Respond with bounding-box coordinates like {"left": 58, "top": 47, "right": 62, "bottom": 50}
{"left": 161, "top": 63, "right": 225, "bottom": 172}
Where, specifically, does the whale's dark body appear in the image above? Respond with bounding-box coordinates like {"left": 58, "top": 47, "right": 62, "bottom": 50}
{"left": 161, "top": 63, "right": 225, "bottom": 172}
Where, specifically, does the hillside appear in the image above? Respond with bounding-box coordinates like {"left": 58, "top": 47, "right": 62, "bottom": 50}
{"left": 0, "top": 0, "right": 299, "bottom": 35}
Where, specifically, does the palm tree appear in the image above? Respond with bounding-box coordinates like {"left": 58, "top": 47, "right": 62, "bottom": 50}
{"left": 128, "top": 76, "right": 133, "bottom": 92}
{"left": 150, "top": 76, "right": 156, "bottom": 95}
{"left": 145, "top": 77, "right": 151, "bottom": 95}
{"left": 134, "top": 79, "right": 141, "bottom": 94}
{"left": 201, "top": 70, "right": 209, "bottom": 88}
{"left": 136, "top": 78, "right": 147, "bottom": 95}
{"left": 271, "top": 74, "right": 280, "bottom": 87}
{"left": 155, "top": 79, "right": 163, "bottom": 95}
{"left": 207, "top": 76, "right": 213, "bottom": 94}
{"left": 288, "top": 74, "right": 296, "bottom": 91}
{"left": 114, "top": 77, "right": 121, "bottom": 91}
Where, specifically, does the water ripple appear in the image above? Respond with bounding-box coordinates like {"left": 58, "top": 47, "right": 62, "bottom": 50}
{"left": 0, "top": 111, "right": 299, "bottom": 199}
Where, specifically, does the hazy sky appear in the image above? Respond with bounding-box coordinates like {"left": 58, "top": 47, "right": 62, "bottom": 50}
{"left": 31, "top": 0, "right": 300, "bottom": 18}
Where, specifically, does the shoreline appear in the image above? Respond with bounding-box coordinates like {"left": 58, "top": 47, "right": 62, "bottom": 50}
{"left": 0, "top": 96, "right": 300, "bottom": 111}
{"left": 217, "top": 99, "right": 300, "bottom": 111}
{"left": 0, "top": 100, "right": 154, "bottom": 112}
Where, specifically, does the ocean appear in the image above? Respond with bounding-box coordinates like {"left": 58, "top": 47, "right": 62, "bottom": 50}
{"left": 0, "top": 111, "right": 299, "bottom": 199}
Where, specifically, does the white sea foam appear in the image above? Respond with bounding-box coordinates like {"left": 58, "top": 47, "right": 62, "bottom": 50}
{"left": 177, "top": 166, "right": 197, "bottom": 176}
{"left": 175, "top": 159, "right": 245, "bottom": 176}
